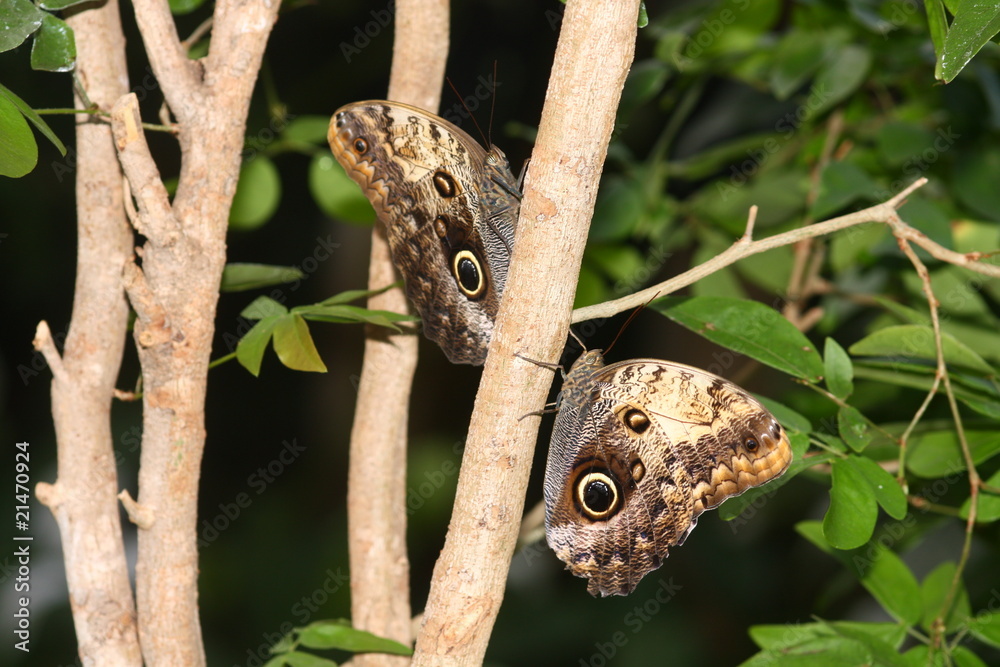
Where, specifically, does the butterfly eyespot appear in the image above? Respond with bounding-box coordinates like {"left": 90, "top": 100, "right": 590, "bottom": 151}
{"left": 434, "top": 215, "right": 449, "bottom": 239}
{"left": 433, "top": 170, "right": 459, "bottom": 198}
{"left": 630, "top": 460, "right": 646, "bottom": 483}
{"left": 575, "top": 471, "right": 621, "bottom": 520}
{"left": 745, "top": 437, "right": 759, "bottom": 452}
{"left": 623, "top": 409, "right": 650, "bottom": 435}
{"left": 352, "top": 138, "right": 369, "bottom": 155}
{"left": 452, "top": 250, "right": 485, "bottom": 298}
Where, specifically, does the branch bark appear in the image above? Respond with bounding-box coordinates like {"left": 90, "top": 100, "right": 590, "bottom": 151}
{"left": 346, "top": 1, "right": 449, "bottom": 662}
{"left": 33, "top": 2, "right": 142, "bottom": 665}
{"left": 118, "top": 1, "right": 279, "bottom": 664}
{"left": 411, "top": 1, "right": 640, "bottom": 663}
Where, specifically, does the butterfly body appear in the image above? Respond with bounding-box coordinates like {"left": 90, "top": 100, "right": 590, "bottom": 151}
{"left": 329, "top": 101, "right": 520, "bottom": 365}
{"left": 545, "top": 350, "right": 793, "bottom": 596}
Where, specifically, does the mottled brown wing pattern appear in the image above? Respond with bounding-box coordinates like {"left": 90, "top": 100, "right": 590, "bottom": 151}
{"left": 544, "top": 350, "right": 792, "bottom": 596}
{"left": 328, "top": 101, "right": 520, "bottom": 365}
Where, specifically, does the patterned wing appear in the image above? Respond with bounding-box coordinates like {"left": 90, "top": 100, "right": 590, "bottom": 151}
{"left": 328, "top": 101, "right": 519, "bottom": 364}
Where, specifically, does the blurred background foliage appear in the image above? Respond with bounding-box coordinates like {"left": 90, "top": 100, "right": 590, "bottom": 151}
{"left": 2, "top": 0, "right": 1000, "bottom": 665}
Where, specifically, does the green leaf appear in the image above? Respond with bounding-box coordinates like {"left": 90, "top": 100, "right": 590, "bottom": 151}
{"left": 953, "top": 647, "right": 990, "bottom": 667}
{"left": 823, "top": 458, "right": 878, "bottom": 549}
{"left": 937, "top": 0, "right": 1000, "bottom": 83}
{"left": 0, "top": 0, "right": 45, "bottom": 53}
{"left": 282, "top": 115, "right": 333, "bottom": 145}
{"left": 824, "top": 337, "right": 854, "bottom": 399}
{"left": 0, "top": 91, "right": 38, "bottom": 177}
{"left": 805, "top": 44, "right": 872, "bottom": 120}
{"left": 755, "top": 396, "right": 812, "bottom": 435}
{"left": 295, "top": 620, "right": 413, "bottom": 655}
{"left": 652, "top": 296, "right": 824, "bottom": 382}
{"left": 30, "top": 14, "right": 76, "bottom": 72}
{"left": 810, "top": 161, "right": 877, "bottom": 219}
{"left": 925, "top": 0, "right": 948, "bottom": 65}
{"left": 876, "top": 122, "right": 936, "bottom": 166}
{"left": 271, "top": 651, "right": 339, "bottom": 667}
{"left": 168, "top": 0, "right": 208, "bottom": 14}
{"left": 0, "top": 82, "right": 66, "bottom": 155}
{"left": 952, "top": 146, "right": 1000, "bottom": 223}
{"left": 272, "top": 314, "right": 327, "bottom": 373}
{"left": 921, "top": 561, "right": 971, "bottom": 633}
{"left": 850, "top": 325, "right": 996, "bottom": 376}
{"left": 294, "top": 304, "right": 417, "bottom": 331}
{"left": 221, "top": 264, "right": 305, "bottom": 292}
{"left": 310, "top": 153, "right": 375, "bottom": 225}
{"left": 826, "top": 621, "right": 908, "bottom": 667}
{"left": 236, "top": 316, "right": 282, "bottom": 377}
{"left": 838, "top": 405, "right": 871, "bottom": 452}
{"left": 318, "top": 283, "right": 402, "bottom": 307}
{"left": 590, "top": 174, "right": 645, "bottom": 242}
{"left": 906, "top": 430, "right": 1000, "bottom": 478}
{"left": 769, "top": 30, "right": 828, "bottom": 100}
{"left": 241, "top": 296, "right": 288, "bottom": 320}
{"left": 959, "top": 468, "right": 1000, "bottom": 521}
{"left": 797, "top": 520, "right": 922, "bottom": 625}
{"left": 38, "top": 0, "right": 95, "bottom": 9}
{"left": 968, "top": 607, "right": 1000, "bottom": 648}
{"left": 850, "top": 455, "right": 907, "bottom": 520}
{"left": 230, "top": 155, "right": 281, "bottom": 230}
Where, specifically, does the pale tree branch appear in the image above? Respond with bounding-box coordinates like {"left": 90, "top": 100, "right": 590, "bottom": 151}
{"left": 346, "top": 1, "right": 449, "bottom": 663}
{"left": 572, "top": 178, "right": 1000, "bottom": 324}
{"left": 412, "top": 0, "right": 641, "bottom": 663}
{"left": 35, "top": 2, "right": 142, "bottom": 664}
{"left": 112, "top": 1, "right": 280, "bottom": 664}
{"left": 130, "top": 0, "right": 203, "bottom": 121}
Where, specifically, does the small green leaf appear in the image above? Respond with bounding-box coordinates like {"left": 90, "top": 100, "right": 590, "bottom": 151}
{"left": 590, "top": 174, "right": 645, "bottom": 242}
{"left": 652, "top": 296, "right": 824, "bottom": 382}
{"left": 827, "top": 622, "right": 907, "bottom": 667}
{"left": 168, "top": 0, "right": 208, "bottom": 14}
{"left": 924, "top": 0, "right": 948, "bottom": 65}
{"left": 769, "top": 30, "right": 827, "bottom": 100}
{"left": 850, "top": 455, "right": 907, "bottom": 520}
{"left": 937, "top": 0, "right": 1000, "bottom": 83}
{"left": 38, "top": 0, "right": 95, "bottom": 9}
{"left": 959, "top": 468, "right": 1000, "bottom": 521}
{"left": 272, "top": 314, "right": 327, "bottom": 373}
{"left": 823, "top": 458, "right": 878, "bottom": 549}
{"left": 953, "top": 647, "right": 990, "bottom": 667}
{"left": 236, "top": 316, "right": 282, "bottom": 377}
{"left": 283, "top": 115, "right": 334, "bottom": 145}
{"left": 797, "top": 520, "right": 922, "bottom": 625}
{"left": 294, "top": 304, "right": 417, "bottom": 331}
{"left": 810, "top": 161, "right": 877, "bottom": 219}
{"left": 850, "top": 325, "right": 996, "bottom": 376}
{"left": 921, "top": 562, "right": 971, "bottom": 633}
{"left": 906, "top": 430, "right": 1000, "bottom": 478}
{"left": 838, "top": 405, "right": 871, "bottom": 452}
{"left": 230, "top": 155, "right": 281, "bottom": 230}
{"left": 0, "top": 91, "right": 38, "bottom": 177}
{"left": 276, "top": 651, "right": 339, "bottom": 667}
{"left": 318, "top": 283, "right": 402, "bottom": 307}
{"left": 221, "top": 263, "right": 305, "bottom": 292}
{"left": 0, "top": 0, "right": 45, "bottom": 53}
{"left": 310, "top": 153, "right": 376, "bottom": 225}
{"left": 824, "top": 337, "right": 853, "bottom": 399}
{"left": 968, "top": 607, "right": 1000, "bottom": 648}
{"left": 295, "top": 620, "right": 413, "bottom": 655}
{"left": 805, "top": 44, "right": 872, "bottom": 120}
{"left": 30, "top": 14, "right": 76, "bottom": 72}
{"left": 241, "top": 296, "right": 289, "bottom": 320}
{"left": 0, "top": 82, "right": 66, "bottom": 155}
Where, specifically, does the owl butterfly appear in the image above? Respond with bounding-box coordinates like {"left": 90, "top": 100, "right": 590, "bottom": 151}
{"left": 328, "top": 100, "right": 520, "bottom": 365}
{"left": 544, "top": 349, "right": 793, "bottom": 596}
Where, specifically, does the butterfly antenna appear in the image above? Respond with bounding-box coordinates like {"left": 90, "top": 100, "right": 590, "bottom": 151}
{"left": 488, "top": 60, "right": 498, "bottom": 147}
{"left": 446, "top": 77, "right": 489, "bottom": 148}
{"left": 604, "top": 291, "right": 662, "bottom": 357}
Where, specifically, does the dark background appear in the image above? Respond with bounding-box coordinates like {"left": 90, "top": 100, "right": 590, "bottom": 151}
{"left": 2, "top": 0, "right": 998, "bottom": 665}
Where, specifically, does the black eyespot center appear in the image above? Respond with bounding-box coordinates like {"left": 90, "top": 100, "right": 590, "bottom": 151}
{"left": 745, "top": 437, "right": 759, "bottom": 452}
{"left": 452, "top": 250, "right": 485, "bottom": 298}
{"left": 575, "top": 471, "right": 621, "bottom": 521}
{"left": 352, "top": 137, "right": 368, "bottom": 155}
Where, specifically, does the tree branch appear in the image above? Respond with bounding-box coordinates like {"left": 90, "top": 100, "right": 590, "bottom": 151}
{"left": 572, "top": 178, "right": 999, "bottom": 323}
{"left": 130, "top": 0, "right": 203, "bottom": 121}
{"left": 36, "top": 2, "right": 142, "bottom": 664}
{"left": 346, "top": 1, "right": 449, "bottom": 663}
{"left": 412, "top": 0, "right": 641, "bottom": 663}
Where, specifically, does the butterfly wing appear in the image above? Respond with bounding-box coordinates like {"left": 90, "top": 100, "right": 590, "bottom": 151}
{"left": 329, "top": 101, "right": 519, "bottom": 364}
{"left": 544, "top": 352, "right": 792, "bottom": 596}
